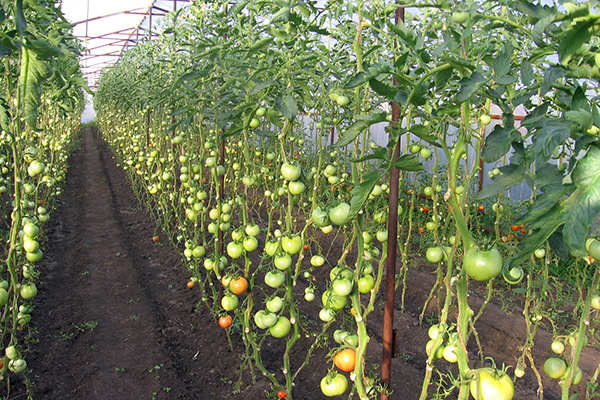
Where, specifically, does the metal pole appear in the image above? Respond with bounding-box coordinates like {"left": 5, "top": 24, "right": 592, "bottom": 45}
{"left": 380, "top": 3, "right": 404, "bottom": 400}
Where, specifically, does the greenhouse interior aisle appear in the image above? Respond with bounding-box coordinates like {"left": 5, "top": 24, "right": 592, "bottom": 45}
{"left": 23, "top": 128, "right": 264, "bottom": 399}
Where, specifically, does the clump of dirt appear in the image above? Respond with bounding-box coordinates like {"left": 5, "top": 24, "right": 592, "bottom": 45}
{"left": 14, "top": 127, "right": 597, "bottom": 399}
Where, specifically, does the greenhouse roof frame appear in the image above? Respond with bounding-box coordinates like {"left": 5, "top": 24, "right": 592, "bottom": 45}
{"left": 62, "top": 0, "right": 191, "bottom": 89}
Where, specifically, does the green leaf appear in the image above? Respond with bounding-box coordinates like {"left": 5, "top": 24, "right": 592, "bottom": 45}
{"left": 532, "top": 120, "right": 571, "bottom": 162}
{"left": 249, "top": 37, "right": 273, "bottom": 51}
{"left": 344, "top": 62, "right": 392, "bottom": 89}
{"left": 521, "top": 60, "right": 534, "bottom": 86}
{"left": 508, "top": 218, "right": 563, "bottom": 269}
{"left": 19, "top": 48, "right": 51, "bottom": 130}
{"left": 0, "top": 4, "right": 5, "bottom": 24}
{"left": 435, "top": 67, "right": 453, "bottom": 89}
{"left": 493, "top": 43, "right": 512, "bottom": 77}
{"left": 369, "top": 79, "right": 397, "bottom": 100}
{"left": 560, "top": 145, "right": 600, "bottom": 256}
{"left": 541, "top": 66, "right": 567, "bottom": 96}
{"left": 392, "top": 154, "right": 425, "bottom": 171}
{"left": 482, "top": 124, "right": 519, "bottom": 163}
{"left": 456, "top": 72, "right": 487, "bottom": 103}
{"left": 270, "top": 7, "right": 290, "bottom": 23}
{"left": 248, "top": 80, "right": 276, "bottom": 95}
{"left": 348, "top": 172, "right": 382, "bottom": 220}
{"left": 15, "top": 0, "right": 26, "bottom": 33}
{"left": 25, "top": 39, "right": 60, "bottom": 59}
{"left": 274, "top": 94, "right": 298, "bottom": 120}
{"left": 475, "top": 164, "right": 526, "bottom": 199}
{"left": 409, "top": 125, "right": 441, "bottom": 147}
{"left": 565, "top": 110, "right": 592, "bottom": 129}
{"left": 333, "top": 112, "right": 387, "bottom": 148}
{"left": 0, "top": 98, "right": 10, "bottom": 133}
{"left": 495, "top": 75, "right": 516, "bottom": 85}
{"left": 349, "top": 146, "right": 388, "bottom": 163}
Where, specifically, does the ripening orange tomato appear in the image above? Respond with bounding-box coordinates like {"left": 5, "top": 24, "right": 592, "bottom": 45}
{"left": 334, "top": 349, "right": 356, "bottom": 372}
{"left": 186, "top": 281, "right": 195, "bottom": 289}
{"left": 229, "top": 277, "right": 249, "bottom": 295}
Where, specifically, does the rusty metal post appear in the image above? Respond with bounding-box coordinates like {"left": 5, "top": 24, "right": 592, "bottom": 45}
{"left": 380, "top": 3, "right": 404, "bottom": 400}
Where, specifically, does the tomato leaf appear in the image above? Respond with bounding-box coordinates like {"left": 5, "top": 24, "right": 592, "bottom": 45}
{"left": 409, "top": 125, "right": 442, "bottom": 147}
{"left": 333, "top": 112, "right": 387, "bottom": 148}
{"left": 391, "top": 154, "right": 424, "bottom": 171}
{"left": 493, "top": 43, "right": 512, "bottom": 78}
{"left": 369, "top": 79, "right": 397, "bottom": 100}
{"left": 248, "top": 80, "right": 276, "bottom": 95}
{"left": 15, "top": 0, "right": 26, "bottom": 33}
{"left": 456, "top": 72, "right": 487, "bottom": 103}
{"left": 275, "top": 94, "right": 298, "bottom": 121}
{"left": 559, "top": 16, "right": 597, "bottom": 66}
{"left": 508, "top": 218, "right": 563, "bottom": 269}
{"left": 475, "top": 164, "right": 526, "bottom": 200}
{"left": 560, "top": 145, "right": 600, "bottom": 256}
{"left": 521, "top": 60, "right": 534, "bottom": 86}
{"left": 541, "top": 65, "right": 567, "bottom": 96}
{"left": 348, "top": 171, "right": 381, "bottom": 220}
{"left": 531, "top": 120, "right": 571, "bottom": 163}
{"left": 482, "top": 122, "right": 520, "bottom": 163}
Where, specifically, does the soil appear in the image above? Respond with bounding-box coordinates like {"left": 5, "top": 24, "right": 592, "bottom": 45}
{"left": 9, "top": 127, "right": 597, "bottom": 399}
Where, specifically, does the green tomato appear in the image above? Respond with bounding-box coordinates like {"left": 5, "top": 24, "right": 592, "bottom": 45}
{"left": 310, "top": 255, "right": 325, "bottom": 267}
{"left": 288, "top": 181, "right": 305, "bottom": 195}
{"left": 20, "top": 283, "right": 37, "bottom": 299}
{"left": 463, "top": 246, "right": 503, "bottom": 281}
{"left": 322, "top": 289, "right": 347, "bottom": 311}
{"left": 332, "top": 278, "right": 353, "bottom": 297}
{"left": 442, "top": 345, "right": 458, "bottom": 363}
{"left": 274, "top": 253, "right": 293, "bottom": 270}
{"left": 358, "top": 275, "right": 375, "bottom": 293}
{"left": 544, "top": 357, "right": 567, "bottom": 379}
{"left": 423, "top": 186, "right": 434, "bottom": 197}
{"left": 249, "top": 118, "right": 260, "bottom": 128}
{"left": 266, "top": 296, "right": 284, "bottom": 313}
{"left": 551, "top": 340, "right": 565, "bottom": 354}
{"left": 221, "top": 294, "right": 239, "bottom": 311}
{"left": 534, "top": 248, "right": 546, "bottom": 259}
{"left": 280, "top": 163, "right": 301, "bottom": 181}
{"left": 591, "top": 295, "right": 600, "bottom": 310}
{"left": 242, "top": 237, "right": 259, "bottom": 252}
{"left": 269, "top": 316, "right": 291, "bottom": 338}
{"left": 479, "top": 114, "right": 492, "bottom": 125}
{"left": 312, "top": 207, "right": 331, "bottom": 227}
{"left": 264, "top": 240, "right": 280, "bottom": 257}
{"left": 0, "top": 288, "right": 8, "bottom": 306}
{"left": 319, "top": 308, "right": 335, "bottom": 322}
{"left": 320, "top": 372, "right": 348, "bottom": 397}
{"left": 226, "top": 242, "right": 244, "bottom": 259}
{"left": 470, "top": 369, "right": 514, "bottom": 400}
{"left": 376, "top": 230, "right": 388, "bottom": 243}
{"left": 420, "top": 148, "right": 432, "bottom": 159}
{"left": 452, "top": 11, "right": 469, "bottom": 24}
{"left": 426, "top": 247, "right": 444, "bottom": 263}
{"left": 344, "top": 334, "right": 358, "bottom": 347}
{"left": 425, "top": 340, "right": 444, "bottom": 359}
{"left": 264, "top": 270, "right": 285, "bottom": 288}
{"left": 588, "top": 239, "right": 600, "bottom": 260}
{"left": 329, "top": 203, "right": 350, "bottom": 226}
{"left": 281, "top": 236, "right": 303, "bottom": 255}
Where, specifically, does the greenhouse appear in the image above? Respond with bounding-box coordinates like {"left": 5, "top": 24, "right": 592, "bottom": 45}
{"left": 0, "top": 1, "right": 598, "bottom": 399}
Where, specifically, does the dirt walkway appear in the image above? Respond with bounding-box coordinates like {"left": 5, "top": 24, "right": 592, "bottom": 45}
{"left": 27, "top": 128, "right": 259, "bottom": 399}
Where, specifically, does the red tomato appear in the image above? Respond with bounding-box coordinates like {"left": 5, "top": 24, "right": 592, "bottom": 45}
{"left": 218, "top": 315, "right": 232, "bottom": 329}
{"left": 277, "top": 390, "right": 287, "bottom": 399}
